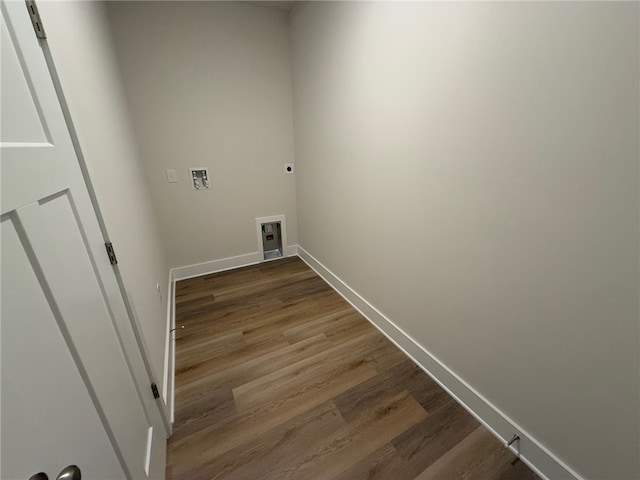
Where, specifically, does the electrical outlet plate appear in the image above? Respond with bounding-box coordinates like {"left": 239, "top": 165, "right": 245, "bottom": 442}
{"left": 189, "top": 167, "right": 210, "bottom": 189}
{"left": 284, "top": 163, "right": 295, "bottom": 175}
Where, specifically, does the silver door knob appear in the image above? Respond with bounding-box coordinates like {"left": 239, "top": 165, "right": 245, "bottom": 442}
{"left": 28, "top": 473, "right": 48, "bottom": 480}
{"left": 57, "top": 466, "right": 81, "bottom": 480}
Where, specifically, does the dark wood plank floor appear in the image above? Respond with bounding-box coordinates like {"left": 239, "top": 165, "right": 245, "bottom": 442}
{"left": 166, "top": 257, "right": 540, "bottom": 480}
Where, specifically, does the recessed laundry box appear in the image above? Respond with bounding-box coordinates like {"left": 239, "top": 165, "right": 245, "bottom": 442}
{"left": 261, "top": 222, "right": 282, "bottom": 260}
{"left": 255, "top": 215, "right": 288, "bottom": 261}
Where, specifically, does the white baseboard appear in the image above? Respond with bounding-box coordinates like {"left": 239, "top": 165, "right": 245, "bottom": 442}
{"left": 170, "top": 247, "right": 300, "bottom": 282}
{"left": 163, "top": 269, "right": 175, "bottom": 427}
{"left": 296, "top": 245, "right": 582, "bottom": 480}
{"left": 171, "top": 252, "right": 262, "bottom": 281}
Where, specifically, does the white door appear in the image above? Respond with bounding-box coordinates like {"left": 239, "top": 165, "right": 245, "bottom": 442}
{"left": 1, "top": 2, "right": 165, "bottom": 479}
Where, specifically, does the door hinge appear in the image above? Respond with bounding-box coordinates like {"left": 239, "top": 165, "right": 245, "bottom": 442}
{"left": 25, "top": 1, "right": 46, "bottom": 39}
{"left": 105, "top": 242, "right": 118, "bottom": 265}
{"left": 151, "top": 383, "right": 160, "bottom": 399}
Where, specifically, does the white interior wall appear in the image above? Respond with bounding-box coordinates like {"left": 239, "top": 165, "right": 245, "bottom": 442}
{"left": 105, "top": 1, "right": 297, "bottom": 269}
{"left": 291, "top": 2, "right": 639, "bottom": 479}
{"left": 33, "top": 2, "right": 639, "bottom": 478}
{"left": 37, "top": 1, "right": 171, "bottom": 395}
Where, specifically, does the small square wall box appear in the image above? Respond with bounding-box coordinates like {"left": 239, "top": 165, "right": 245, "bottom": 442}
{"left": 166, "top": 169, "right": 178, "bottom": 183}
{"left": 189, "top": 168, "right": 210, "bottom": 190}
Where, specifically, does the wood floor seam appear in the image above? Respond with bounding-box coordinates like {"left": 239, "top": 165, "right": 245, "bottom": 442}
{"left": 167, "top": 257, "right": 540, "bottom": 480}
